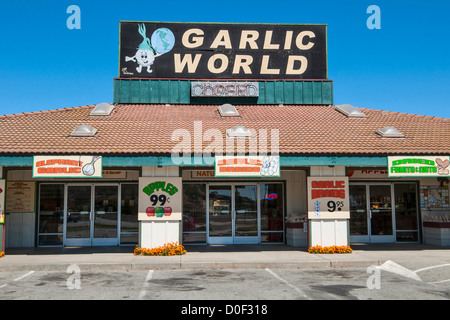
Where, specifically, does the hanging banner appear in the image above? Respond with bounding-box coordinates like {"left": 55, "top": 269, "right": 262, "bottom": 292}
{"left": 119, "top": 21, "right": 327, "bottom": 80}
{"left": 307, "top": 177, "right": 349, "bottom": 219}
{"left": 388, "top": 156, "right": 450, "bottom": 177}
{"left": 138, "top": 177, "right": 182, "bottom": 221}
{"left": 215, "top": 155, "right": 280, "bottom": 177}
{"left": 32, "top": 156, "right": 102, "bottom": 178}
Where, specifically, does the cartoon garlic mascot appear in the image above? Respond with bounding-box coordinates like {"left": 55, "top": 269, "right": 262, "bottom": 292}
{"left": 125, "top": 24, "right": 162, "bottom": 73}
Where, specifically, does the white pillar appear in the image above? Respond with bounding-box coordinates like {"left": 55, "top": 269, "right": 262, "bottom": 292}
{"left": 139, "top": 166, "right": 181, "bottom": 248}
{"left": 308, "top": 166, "right": 349, "bottom": 247}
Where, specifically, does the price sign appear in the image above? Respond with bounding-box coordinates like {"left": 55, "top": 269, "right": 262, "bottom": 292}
{"left": 138, "top": 177, "right": 182, "bottom": 221}
{"left": 307, "top": 177, "right": 349, "bottom": 219}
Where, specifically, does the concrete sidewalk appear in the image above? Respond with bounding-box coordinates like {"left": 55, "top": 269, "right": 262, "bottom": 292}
{"left": 1, "top": 244, "right": 450, "bottom": 272}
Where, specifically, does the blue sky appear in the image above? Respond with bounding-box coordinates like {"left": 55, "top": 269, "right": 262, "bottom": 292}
{"left": 0, "top": 0, "right": 449, "bottom": 118}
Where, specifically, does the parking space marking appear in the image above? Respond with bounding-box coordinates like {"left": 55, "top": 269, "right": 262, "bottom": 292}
{"left": 265, "top": 268, "right": 310, "bottom": 299}
{"left": 13, "top": 271, "right": 35, "bottom": 282}
{"left": 414, "top": 263, "right": 450, "bottom": 274}
{"left": 138, "top": 270, "right": 154, "bottom": 300}
{"left": 0, "top": 271, "right": 35, "bottom": 290}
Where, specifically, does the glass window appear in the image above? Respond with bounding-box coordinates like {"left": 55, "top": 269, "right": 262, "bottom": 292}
{"left": 260, "top": 183, "right": 284, "bottom": 243}
{"left": 120, "top": 184, "right": 138, "bottom": 245}
{"left": 395, "top": 183, "right": 418, "bottom": 231}
{"left": 39, "top": 184, "right": 64, "bottom": 246}
{"left": 183, "top": 183, "right": 207, "bottom": 243}
{"left": 349, "top": 185, "right": 368, "bottom": 236}
{"left": 395, "top": 183, "right": 419, "bottom": 242}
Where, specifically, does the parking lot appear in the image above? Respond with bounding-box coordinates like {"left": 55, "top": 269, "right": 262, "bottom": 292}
{"left": 2, "top": 265, "right": 450, "bottom": 301}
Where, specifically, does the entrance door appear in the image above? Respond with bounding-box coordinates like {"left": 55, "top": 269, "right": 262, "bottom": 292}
{"left": 207, "top": 184, "right": 258, "bottom": 244}
{"left": 349, "top": 183, "right": 395, "bottom": 243}
{"left": 369, "top": 184, "right": 394, "bottom": 242}
{"left": 65, "top": 184, "right": 119, "bottom": 246}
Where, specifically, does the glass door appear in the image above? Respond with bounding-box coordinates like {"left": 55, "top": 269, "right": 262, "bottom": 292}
{"left": 65, "top": 184, "right": 119, "bottom": 246}
{"left": 207, "top": 184, "right": 259, "bottom": 244}
{"left": 65, "top": 185, "right": 92, "bottom": 246}
{"left": 349, "top": 185, "right": 369, "bottom": 243}
{"left": 350, "top": 183, "right": 395, "bottom": 243}
{"left": 208, "top": 185, "right": 233, "bottom": 244}
{"left": 369, "top": 184, "right": 394, "bottom": 242}
{"left": 93, "top": 185, "right": 119, "bottom": 246}
{"left": 234, "top": 184, "right": 258, "bottom": 244}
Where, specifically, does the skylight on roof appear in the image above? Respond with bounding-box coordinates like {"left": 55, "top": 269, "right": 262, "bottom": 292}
{"left": 335, "top": 104, "right": 366, "bottom": 118}
{"left": 218, "top": 104, "right": 239, "bottom": 117}
{"left": 90, "top": 103, "right": 114, "bottom": 116}
{"left": 376, "top": 126, "right": 405, "bottom": 138}
{"left": 71, "top": 124, "right": 97, "bottom": 137}
{"left": 226, "top": 125, "right": 251, "bottom": 137}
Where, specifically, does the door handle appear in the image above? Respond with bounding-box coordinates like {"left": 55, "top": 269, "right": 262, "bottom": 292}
{"left": 369, "top": 210, "right": 372, "bottom": 219}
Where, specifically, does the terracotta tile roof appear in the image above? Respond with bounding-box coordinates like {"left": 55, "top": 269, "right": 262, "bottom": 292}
{"left": 0, "top": 104, "right": 448, "bottom": 156}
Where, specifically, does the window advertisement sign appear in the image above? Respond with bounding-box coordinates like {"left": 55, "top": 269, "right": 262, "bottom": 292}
{"left": 388, "top": 156, "right": 450, "bottom": 177}
{"left": 0, "top": 180, "right": 5, "bottom": 223}
{"left": 215, "top": 156, "right": 280, "bottom": 177}
{"left": 32, "top": 156, "right": 102, "bottom": 178}
{"left": 119, "top": 21, "right": 327, "bottom": 80}
{"left": 138, "top": 177, "right": 182, "bottom": 221}
{"left": 307, "top": 177, "right": 349, "bottom": 219}
{"left": 5, "top": 181, "right": 35, "bottom": 213}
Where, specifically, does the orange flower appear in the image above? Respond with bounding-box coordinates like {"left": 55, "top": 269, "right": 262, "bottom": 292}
{"left": 308, "top": 245, "right": 352, "bottom": 254}
{"left": 134, "top": 242, "right": 187, "bottom": 256}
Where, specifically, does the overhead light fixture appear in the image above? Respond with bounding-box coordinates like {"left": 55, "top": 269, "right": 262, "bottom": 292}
{"left": 335, "top": 104, "right": 366, "bottom": 118}
{"left": 218, "top": 104, "right": 239, "bottom": 117}
{"left": 70, "top": 124, "right": 97, "bottom": 137}
{"left": 226, "top": 125, "right": 251, "bottom": 137}
{"left": 376, "top": 126, "right": 405, "bottom": 138}
{"left": 90, "top": 103, "right": 114, "bottom": 116}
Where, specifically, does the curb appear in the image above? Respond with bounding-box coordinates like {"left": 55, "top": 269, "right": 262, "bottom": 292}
{"left": 0, "top": 260, "right": 384, "bottom": 272}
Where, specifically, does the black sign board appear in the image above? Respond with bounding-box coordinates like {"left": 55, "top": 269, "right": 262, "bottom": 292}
{"left": 119, "top": 21, "right": 327, "bottom": 80}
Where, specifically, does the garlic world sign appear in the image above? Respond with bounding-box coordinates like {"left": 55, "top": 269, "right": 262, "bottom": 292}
{"left": 119, "top": 21, "right": 327, "bottom": 80}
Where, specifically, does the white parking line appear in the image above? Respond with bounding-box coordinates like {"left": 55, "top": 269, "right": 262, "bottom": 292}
{"left": 265, "top": 268, "right": 310, "bottom": 299}
{"left": 414, "top": 263, "right": 450, "bottom": 274}
{"left": 138, "top": 270, "right": 154, "bottom": 300}
{"left": 13, "top": 271, "right": 35, "bottom": 282}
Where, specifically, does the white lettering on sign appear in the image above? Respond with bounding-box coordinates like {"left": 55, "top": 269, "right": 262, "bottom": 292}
{"left": 191, "top": 82, "right": 259, "bottom": 97}
{"left": 120, "top": 22, "right": 326, "bottom": 79}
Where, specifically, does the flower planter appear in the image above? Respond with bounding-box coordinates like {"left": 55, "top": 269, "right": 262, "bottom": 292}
{"left": 423, "top": 222, "right": 450, "bottom": 246}
{"left": 286, "top": 222, "right": 307, "bottom": 247}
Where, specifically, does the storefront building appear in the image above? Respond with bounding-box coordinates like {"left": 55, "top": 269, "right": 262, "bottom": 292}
{"left": 0, "top": 21, "right": 449, "bottom": 251}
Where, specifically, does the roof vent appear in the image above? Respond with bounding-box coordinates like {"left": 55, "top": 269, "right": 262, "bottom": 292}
{"left": 335, "top": 104, "right": 366, "bottom": 118}
{"left": 218, "top": 104, "right": 239, "bottom": 117}
{"left": 226, "top": 125, "right": 251, "bottom": 137}
{"left": 71, "top": 124, "right": 97, "bottom": 137}
{"left": 376, "top": 126, "right": 405, "bottom": 138}
{"left": 90, "top": 103, "right": 114, "bottom": 116}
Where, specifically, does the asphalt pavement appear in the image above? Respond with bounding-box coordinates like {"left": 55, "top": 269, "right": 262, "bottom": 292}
{"left": 1, "top": 243, "right": 450, "bottom": 272}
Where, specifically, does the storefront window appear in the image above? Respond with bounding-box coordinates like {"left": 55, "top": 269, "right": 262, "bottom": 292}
{"left": 183, "top": 183, "right": 207, "bottom": 243}
{"left": 260, "top": 183, "right": 284, "bottom": 243}
{"left": 395, "top": 183, "right": 419, "bottom": 242}
{"left": 38, "top": 184, "right": 64, "bottom": 246}
{"left": 349, "top": 185, "right": 368, "bottom": 236}
{"left": 120, "top": 184, "right": 138, "bottom": 245}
